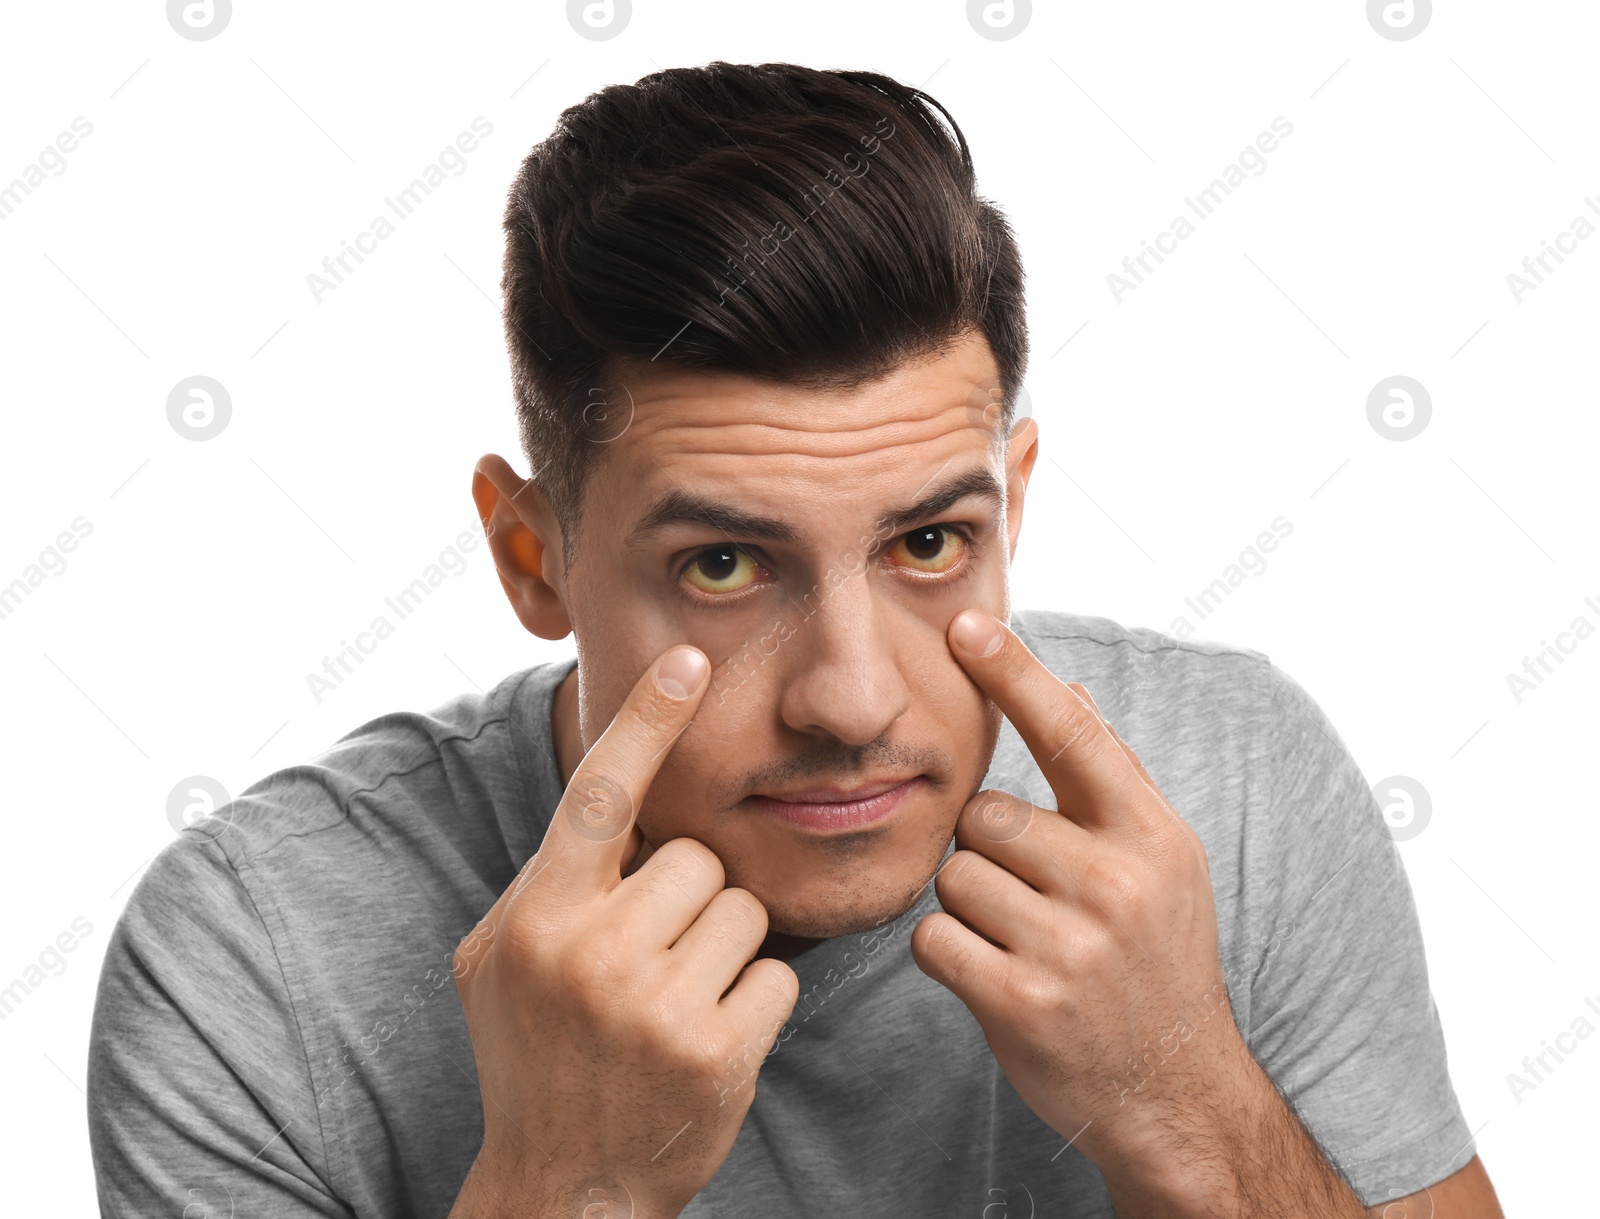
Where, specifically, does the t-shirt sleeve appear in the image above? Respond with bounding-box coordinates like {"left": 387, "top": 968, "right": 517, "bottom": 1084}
{"left": 1241, "top": 659, "right": 1476, "bottom": 1208}
{"left": 87, "top": 835, "right": 353, "bottom": 1217}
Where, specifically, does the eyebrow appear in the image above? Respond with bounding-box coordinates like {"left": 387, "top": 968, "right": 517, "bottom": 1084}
{"left": 625, "top": 466, "right": 1006, "bottom": 551}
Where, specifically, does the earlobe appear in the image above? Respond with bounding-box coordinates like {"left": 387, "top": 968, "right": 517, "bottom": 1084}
{"left": 471, "top": 453, "right": 573, "bottom": 640}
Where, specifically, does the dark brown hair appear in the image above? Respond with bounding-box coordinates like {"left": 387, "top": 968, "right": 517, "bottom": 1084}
{"left": 501, "top": 61, "right": 1027, "bottom": 561}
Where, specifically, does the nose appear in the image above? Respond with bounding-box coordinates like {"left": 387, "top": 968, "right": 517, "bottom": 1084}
{"left": 776, "top": 574, "right": 911, "bottom": 747}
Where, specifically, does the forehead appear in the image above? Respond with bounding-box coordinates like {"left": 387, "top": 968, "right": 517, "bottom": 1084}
{"left": 585, "top": 332, "right": 1004, "bottom": 540}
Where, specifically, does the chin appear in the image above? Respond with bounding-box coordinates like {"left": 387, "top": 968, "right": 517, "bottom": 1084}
{"left": 750, "top": 860, "right": 939, "bottom": 941}
{"left": 764, "top": 901, "right": 915, "bottom": 942}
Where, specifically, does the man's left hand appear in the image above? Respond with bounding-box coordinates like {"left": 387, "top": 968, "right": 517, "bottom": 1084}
{"left": 911, "top": 609, "right": 1275, "bottom": 1200}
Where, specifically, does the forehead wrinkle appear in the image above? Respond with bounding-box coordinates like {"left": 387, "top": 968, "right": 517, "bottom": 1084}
{"left": 633, "top": 404, "right": 989, "bottom": 465}
{"left": 631, "top": 394, "right": 964, "bottom": 434}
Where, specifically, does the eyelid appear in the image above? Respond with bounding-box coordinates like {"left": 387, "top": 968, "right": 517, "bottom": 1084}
{"left": 673, "top": 541, "right": 765, "bottom": 581}
{"left": 865, "top": 518, "right": 978, "bottom": 556}
{"left": 888, "top": 519, "right": 978, "bottom": 549}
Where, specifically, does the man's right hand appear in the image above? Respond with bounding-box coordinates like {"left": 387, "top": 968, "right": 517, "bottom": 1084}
{"left": 449, "top": 645, "right": 799, "bottom": 1219}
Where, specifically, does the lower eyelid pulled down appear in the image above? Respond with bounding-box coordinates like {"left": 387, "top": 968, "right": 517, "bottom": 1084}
{"left": 883, "top": 523, "right": 978, "bottom": 575}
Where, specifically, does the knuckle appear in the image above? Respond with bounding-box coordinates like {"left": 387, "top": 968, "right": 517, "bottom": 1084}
{"left": 451, "top": 922, "right": 495, "bottom": 981}
{"left": 940, "top": 851, "right": 996, "bottom": 902}
{"left": 715, "top": 887, "right": 767, "bottom": 937}
{"left": 651, "top": 1006, "right": 723, "bottom": 1072}
{"left": 633, "top": 683, "right": 688, "bottom": 737}
{"left": 505, "top": 847, "right": 554, "bottom": 904}
{"left": 1139, "top": 817, "right": 1197, "bottom": 872}
{"left": 1001, "top": 965, "right": 1063, "bottom": 1014}
{"left": 966, "top": 790, "right": 1032, "bottom": 842}
{"left": 932, "top": 854, "right": 967, "bottom": 900}
{"left": 555, "top": 935, "right": 632, "bottom": 1009}
{"left": 644, "top": 985, "right": 691, "bottom": 1038}
{"left": 736, "top": 955, "right": 798, "bottom": 1011}
{"left": 1066, "top": 924, "right": 1117, "bottom": 975}
{"left": 945, "top": 848, "right": 982, "bottom": 881}
{"left": 916, "top": 912, "right": 975, "bottom": 973}
{"left": 658, "top": 837, "right": 725, "bottom": 889}
{"left": 641, "top": 855, "right": 696, "bottom": 900}
{"left": 1081, "top": 852, "right": 1142, "bottom": 911}
{"left": 498, "top": 917, "right": 540, "bottom": 968}
{"left": 910, "top": 913, "right": 943, "bottom": 958}
{"left": 500, "top": 900, "right": 564, "bottom": 965}
{"left": 1046, "top": 697, "right": 1105, "bottom": 763}
{"left": 1056, "top": 921, "right": 1120, "bottom": 979}
{"left": 563, "top": 769, "right": 634, "bottom": 842}
{"left": 763, "top": 958, "right": 800, "bottom": 1005}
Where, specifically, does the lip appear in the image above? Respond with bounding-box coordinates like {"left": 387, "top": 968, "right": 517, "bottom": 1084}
{"left": 748, "top": 776, "right": 922, "bottom": 832}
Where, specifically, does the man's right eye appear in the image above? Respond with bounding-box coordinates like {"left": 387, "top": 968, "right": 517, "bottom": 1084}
{"left": 681, "top": 545, "right": 765, "bottom": 597}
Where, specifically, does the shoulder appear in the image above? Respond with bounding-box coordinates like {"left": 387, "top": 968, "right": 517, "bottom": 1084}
{"left": 88, "top": 663, "right": 574, "bottom": 1204}
{"left": 1004, "top": 606, "right": 1374, "bottom": 909}
{"left": 200, "top": 660, "right": 570, "bottom": 870}
{"left": 1009, "top": 603, "right": 1371, "bottom": 823}
{"left": 103, "top": 658, "right": 574, "bottom": 1025}
{"left": 1010, "top": 607, "right": 1273, "bottom": 745}
{"left": 1012, "top": 606, "right": 1268, "bottom": 677}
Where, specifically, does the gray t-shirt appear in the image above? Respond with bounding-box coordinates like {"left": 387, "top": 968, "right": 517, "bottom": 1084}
{"left": 87, "top": 608, "right": 1475, "bottom": 1216}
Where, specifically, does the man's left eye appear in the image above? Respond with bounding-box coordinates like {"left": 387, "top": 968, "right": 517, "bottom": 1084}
{"left": 886, "top": 525, "right": 969, "bottom": 574}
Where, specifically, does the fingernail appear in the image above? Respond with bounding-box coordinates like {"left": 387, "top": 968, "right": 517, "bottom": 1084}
{"left": 656, "top": 647, "right": 707, "bottom": 700}
{"left": 951, "top": 610, "right": 1002, "bottom": 657}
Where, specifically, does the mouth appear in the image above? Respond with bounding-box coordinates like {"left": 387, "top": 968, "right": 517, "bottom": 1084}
{"left": 747, "top": 775, "right": 923, "bottom": 833}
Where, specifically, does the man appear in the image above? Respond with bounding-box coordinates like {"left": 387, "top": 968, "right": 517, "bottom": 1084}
{"left": 88, "top": 62, "right": 1502, "bottom": 1216}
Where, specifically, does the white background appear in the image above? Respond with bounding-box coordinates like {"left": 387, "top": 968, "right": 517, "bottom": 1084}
{"left": 2, "top": 0, "right": 1595, "bottom": 1210}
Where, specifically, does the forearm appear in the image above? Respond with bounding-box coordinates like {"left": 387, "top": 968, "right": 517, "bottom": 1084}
{"left": 1099, "top": 1042, "right": 1366, "bottom": 1219}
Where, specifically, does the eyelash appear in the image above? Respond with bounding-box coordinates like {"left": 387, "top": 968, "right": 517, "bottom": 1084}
{"left": 675, "top": 523, "right": 981, "bottom": 608}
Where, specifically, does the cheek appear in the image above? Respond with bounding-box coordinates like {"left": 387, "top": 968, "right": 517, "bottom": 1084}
{"left": 897, "top": 639, "right": 1000, "bottom": 792}
{"left": 637, "top": 759, "right": 703, "bottom": 834}
{"left": 908, "top": 611, "right": 990, "bottom": 709}
{"left": 946, "top": 674, "right": 1003, "bottom": 787}
{"left": 633, "top": 709, "right": 746, "bottom": 835}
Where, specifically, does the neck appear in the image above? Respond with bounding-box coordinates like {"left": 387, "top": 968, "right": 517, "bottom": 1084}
{"left": 552, "top": 662, "right": 582, "bottom": 788}
{"left": 757, "top": 929, "right": 825, "bottom": 963}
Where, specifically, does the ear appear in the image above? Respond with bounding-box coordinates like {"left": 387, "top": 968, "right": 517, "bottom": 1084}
{"left": 471, "top": 453, "right": 573, "bottom": 640}
{"left": 1002, "top": 416, "right": 1039, "bottom": 561}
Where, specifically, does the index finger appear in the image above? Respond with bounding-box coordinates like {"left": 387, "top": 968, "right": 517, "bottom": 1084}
{"left": 947, "top": 609, "right": 1153, "bottom": 833}
{"left": 526, "top": 644, "right": 710, "bottom": 901}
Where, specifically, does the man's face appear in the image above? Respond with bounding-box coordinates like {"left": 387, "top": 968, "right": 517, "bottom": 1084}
{"left": 547, "top": 331, "right": 1037, "bottom": 940}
